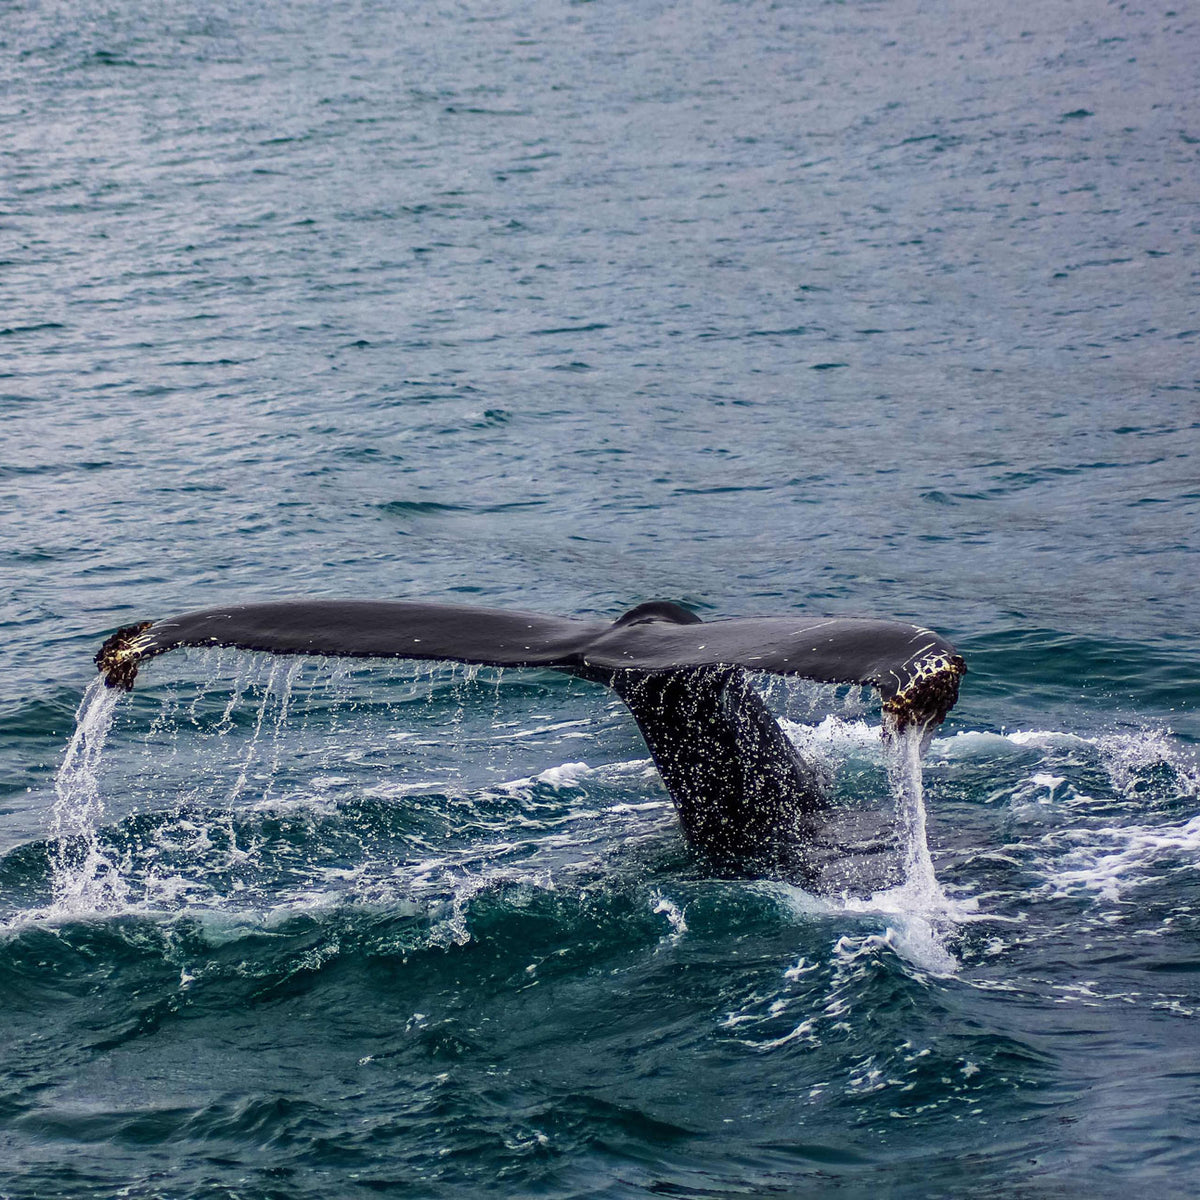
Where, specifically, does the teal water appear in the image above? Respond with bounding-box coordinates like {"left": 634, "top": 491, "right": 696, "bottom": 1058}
{"left": 2, "top": 0, "right": 1199, "bottom": 1195}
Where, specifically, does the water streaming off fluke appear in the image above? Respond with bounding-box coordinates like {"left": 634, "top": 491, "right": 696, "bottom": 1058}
{"left": 44, "top": 655, "right": 956, "bottom": 973}
{"left": 50, "top": 677, "right": 126, "bottom": 914}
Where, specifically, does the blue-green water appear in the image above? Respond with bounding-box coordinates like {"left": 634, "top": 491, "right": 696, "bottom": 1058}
{"left": 3, "top": 0, "right": 1199, "bottom": 1195}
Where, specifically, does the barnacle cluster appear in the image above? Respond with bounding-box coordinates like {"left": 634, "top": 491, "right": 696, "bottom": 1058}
{"left": 882, "top": 651, "right": 967, "bottom": 732}
{"left": 94, "top": 621, "right": 156, "bottom": 690}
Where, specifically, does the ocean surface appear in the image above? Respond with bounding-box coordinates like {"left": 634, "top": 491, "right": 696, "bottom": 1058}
{"left": 3, "top": 0, "right": 1199, "bottom": 1195}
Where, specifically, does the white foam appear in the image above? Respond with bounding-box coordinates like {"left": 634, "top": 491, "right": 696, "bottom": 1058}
{"left": 652, "top": 893, "right": 688, "bottom": 941}
{"left": 509, "top": 719, "right": 593, "bottom": 739}
{"left": 602, "top": 800, "right": 670, "bottom": 815}
{"left": 1042, "top": 812, "right": 1200, "bottom": 902}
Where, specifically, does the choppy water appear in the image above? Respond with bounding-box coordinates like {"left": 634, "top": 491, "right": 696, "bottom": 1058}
{"left": 3, "top": 0, "right": 1199, "bottom": 1195}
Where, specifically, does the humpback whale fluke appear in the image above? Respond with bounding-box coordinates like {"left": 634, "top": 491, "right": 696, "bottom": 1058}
{"left": 95, "top": 600, "right": 965, "bottom": 882}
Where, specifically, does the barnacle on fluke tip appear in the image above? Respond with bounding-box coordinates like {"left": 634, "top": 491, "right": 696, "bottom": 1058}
{"left": 882, "top": 650, "right": 967, "bottom": 733}
{"left": 95, "top": 620, "right": 156, "bottom": 690}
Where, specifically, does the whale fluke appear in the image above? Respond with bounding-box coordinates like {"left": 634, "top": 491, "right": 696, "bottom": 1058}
{"left": 95, "top": 599, "right": 965, "bottom": 881}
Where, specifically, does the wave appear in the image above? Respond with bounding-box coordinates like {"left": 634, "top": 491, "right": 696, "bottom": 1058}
{"left": 8, "top": 661, "right": 1199, "bottom": 1010}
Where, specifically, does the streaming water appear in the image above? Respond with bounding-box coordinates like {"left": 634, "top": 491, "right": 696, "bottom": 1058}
{"left": 883, "top": 721, "right": 941, "bottom": 899}
{"left": 49, "top": 678, "right": 125, "bottom": 914}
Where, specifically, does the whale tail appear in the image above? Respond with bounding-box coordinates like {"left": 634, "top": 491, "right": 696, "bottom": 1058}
{"left": 95, "top": 598, "right": 964, "bottom": 880}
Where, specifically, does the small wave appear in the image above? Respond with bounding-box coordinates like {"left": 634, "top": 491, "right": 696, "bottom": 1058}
{"left": 932, "top": 722, "right": 1200, "bottom": 916}
{"left": 529, "top": 761, "right": 592, "bottom": 788}
{"left": 933, "top": 724, "right": 1199, "bottom": 801}
{"left": 1094, "top": 727, "right": 1200, "bottom": 800}
{"left": 771, "top": 878, "right": 971, "bottom": 977}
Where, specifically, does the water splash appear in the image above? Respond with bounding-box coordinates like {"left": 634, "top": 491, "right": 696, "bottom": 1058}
{"left": 49, "top": 677, "right": 129, "bottom": 914}
{"left": 652, "top": 892, "right": 688, "bottom": 943}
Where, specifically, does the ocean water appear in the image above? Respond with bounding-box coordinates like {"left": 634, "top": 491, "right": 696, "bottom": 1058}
{"left": 2, "top": 0, "right": 1199, "bottom": 1195}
